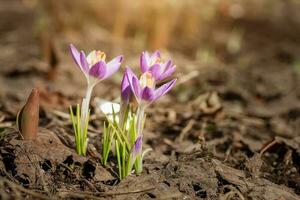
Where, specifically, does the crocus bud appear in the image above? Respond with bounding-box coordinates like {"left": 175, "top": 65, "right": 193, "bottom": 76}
{"left": 132, "top": 136, "right": 143, "bottom": 158}
{"left": 119, "top": 72, "right": 132, "bottom": 129}
{"left": 121, "top": 72, "right": 131, "bottom": 102}
{"left": 17, "top": 88, "right": 40, "bottom": 140}
{"left": 130, "top": 135, "right": 143, "bottom": 175}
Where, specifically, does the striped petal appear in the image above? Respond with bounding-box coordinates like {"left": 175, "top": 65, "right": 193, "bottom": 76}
{"left": 132, "top": 75, "right": 142, "bottom": 100}
{"left": 153, "top": 79, "right": 177, "bottom": 101}
{"left": 162, "top": 60, "right": 173, "bottom": 71}
{"left": 157, "top": 66, "right": 176, "bottom": 81}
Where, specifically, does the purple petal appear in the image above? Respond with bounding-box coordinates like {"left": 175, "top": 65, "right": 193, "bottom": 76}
{"left": 144, "top": 51, "right": 151, "bottom": 63}
{"left": 104, "top": 55, "right": 123, "bottom": 79}
{"left": 153, "top": 79, "right": 177, "bottom": 101}
{"left": 89, "top": 60, "right": 106, "bottom": 79}
{"left": 69, "top": 44, "right": 82, "bottom": 69}
{"left": 121, "top": 72, "right": 132, "bottom": 101}
{"left": 130, "top": 135, "right": 143, "bottom": 169}
{"left": 157, "top": 66, "right": 176, "bottom": 81}
{"left": 125, "top": 67, "right": 141, "bottom": 100}
{"left": 141, "top": 87, "right": 155, "bottom": 102}
{"left": 150, "top": 50, "right": 161, "bottom": 62}
{"left": 80, "top": 51, "right": 89, "bottom": 73}
{"left": 132, "top": 135, "right": 143, "bottom": 156}
{"left": 132, "top": 75, "right": 142, "bottom": 100}
{"left": 125, "top": 66, "right": 134, "bottom": 83}
{"left": 140, "top": 52, "right": 150, "bottom": 73}
{"left": 162, "top": 60, "right": 173, "bottom": 70}
{"left": 149, "top": 64, "right": 162, "bottom": 80}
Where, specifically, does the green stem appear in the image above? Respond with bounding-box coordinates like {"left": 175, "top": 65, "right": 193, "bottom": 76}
{"left": 81, "top": 84, "right": 93, "bottom": 128}
{"left": 135, "top": 154, "right": 142, "bottom": 175}
{"left": 136, "top": 105, "right": 146, "bottom": 136}
{"left": 134, "top": 105, "right": 146, "bottom": 175}
{"left": 119, "top": 101, "right": 129, "bottom": 130}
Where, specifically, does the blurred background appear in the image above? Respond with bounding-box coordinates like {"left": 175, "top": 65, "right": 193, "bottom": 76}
{"left": 0, "top": 0, "right": 300, "bottom": 106}
{"left": 1, "top": 1, "right": 300, "bottom": 196}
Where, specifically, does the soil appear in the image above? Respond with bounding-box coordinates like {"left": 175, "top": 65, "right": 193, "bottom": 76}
{"left": 1, "top": 0, "right": 300, "bottom": 199}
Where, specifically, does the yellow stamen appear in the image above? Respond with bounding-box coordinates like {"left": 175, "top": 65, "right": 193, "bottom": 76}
{"left": 96, "top": 51, "right": 106, "bottom": 61}
{"left": 140, "top": 72, "right": 155, "bottom": 88}
{"left": 89, "top": 50, "right": 106, "bottom": 66}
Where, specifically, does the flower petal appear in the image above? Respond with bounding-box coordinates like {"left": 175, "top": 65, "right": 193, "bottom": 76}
{"left": 121, "top": 72, "right": 132, "bottom": 101}
{"left": 80, "top": 51, "right": 89, "bottom": 73}
{"left": 129, "top": 135, "right": 143, "bottom": 171}
{"left": 149, "top": 63, "right": 162, "bottom": 80}
{"left": 140, "top": 51, "right": 150, "bottom": 73}
{"left": 150, "top": 50, "right": 161, "bottom": 63}
{"left": 86, "top": 50, "right": 96, "bottom": 64}
{"left": 125, "top": 67, "right": 141, "bottom": 100}
{"left": 162, "top": 60, "right": 173, "bottom": 71}
{"left": 99, "top": 100, "right": 120, "bottom": 115}
{"left": 89, "top": 60, "right": 106, "bottom": 79}
{"left": 132, "top": 75, "right": 142, "bottom": 100}
{"left": 157, "top": 65, "right": 176, "bottom": 81}
{"left": 141, "top": 87, "right": 155, "bottom": 102}
{"left": 103, "top": 55, "right": 123, "bottom": 79}
{"left": 69, "top": 44, "right": 82, "bottom": 69}
{"left": 132, "top": 135, "right": 143, "bottom": 158}
{"left": 153, "top": 79, "right": 177, "bottom": 101}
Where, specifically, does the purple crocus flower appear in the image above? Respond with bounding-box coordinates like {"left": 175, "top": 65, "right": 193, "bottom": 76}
{"left": 125, "top": 67, "right": 176, "bottom": 107}
{"left": 140, "top": 51, "right": 176, "bottom": 82}
{"left": 70, "top": 44, "right": 123, "bottom": 86}
{"left": 70, "top": 44, "right": 123, "bottom": 144}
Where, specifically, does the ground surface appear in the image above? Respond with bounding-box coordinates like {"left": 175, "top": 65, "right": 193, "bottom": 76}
{"left": 0, "top": 0, "right": 300, "bottom": 199}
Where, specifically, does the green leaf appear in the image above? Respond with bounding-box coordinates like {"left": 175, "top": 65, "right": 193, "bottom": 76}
{"left": 115, "top": 140, "right": 122, "bottom": 179}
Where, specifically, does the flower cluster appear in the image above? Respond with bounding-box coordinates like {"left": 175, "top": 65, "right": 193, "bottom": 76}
{"left": 102, "top": 51, "right": 176, "bottom": 179}
{"left": 69, "top": 45, "right": 176, "bottom": 179}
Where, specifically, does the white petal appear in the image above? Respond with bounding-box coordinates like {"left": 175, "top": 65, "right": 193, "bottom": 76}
{"left": 95, "top": 98, "right": 133, "bottom": 130}
{"left": 86, "top": 51, "right": 95, "bottom": 64}
{"left": 96, "top": 99, "right": 120, "bottom": 115}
